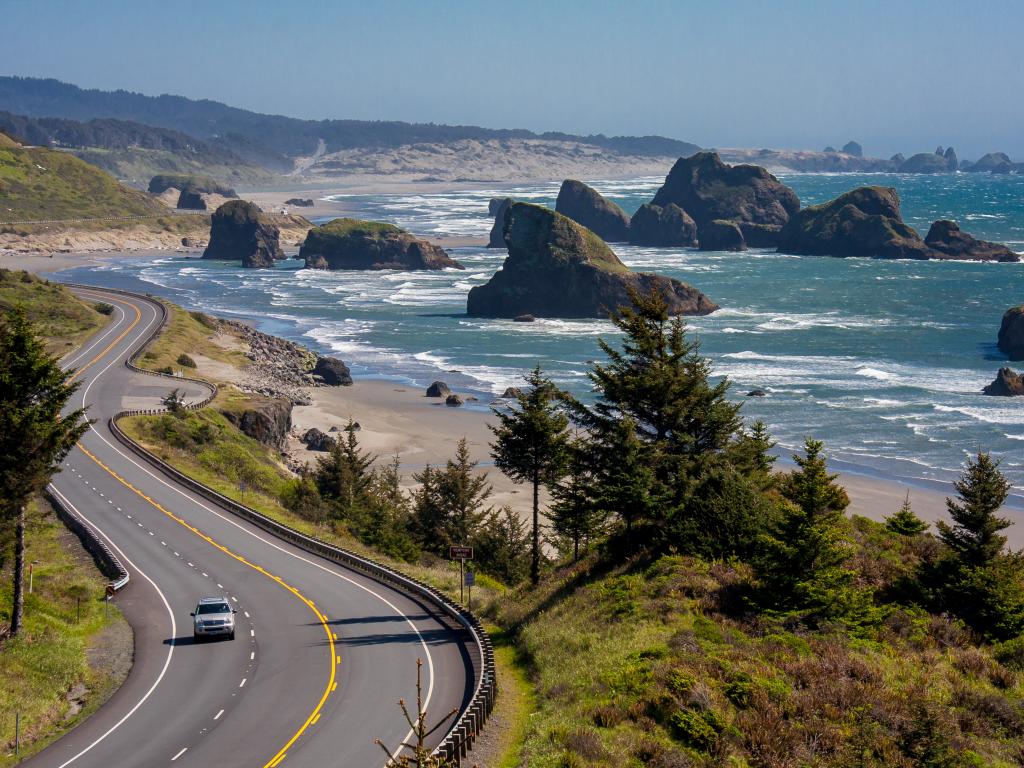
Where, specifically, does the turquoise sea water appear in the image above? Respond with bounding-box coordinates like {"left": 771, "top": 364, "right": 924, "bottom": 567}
{"left": 57, "top": 172, "right": 1024, "bottom": 496}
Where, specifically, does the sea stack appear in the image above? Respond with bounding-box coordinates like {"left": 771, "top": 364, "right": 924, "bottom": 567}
{"left": 554, "top": 179, "right": 631, "bottom": 242}
{"left": 924, "top": 220, "right": 1019, "bottom": 263}
{"left": 300, "top": 218, "right": 463, "bottom": 270}
{"left": 466, "top": 202, "right": 717, "bottom": 318}
{"left": 488, "top": 198, "right": 513, "bottom": 248}
{"left": 202, "top": 200, "right": 284, "bottom": 268}
{"left": 628, "top": 203, "right": 698, "bottom": 247}
{"left": 998, "top": 306, "right": 1024, "bottom": 360}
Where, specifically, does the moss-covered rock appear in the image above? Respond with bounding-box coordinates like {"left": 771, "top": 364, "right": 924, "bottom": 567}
{"left": 698, "top": 220, "right": 746, "bottom": 252}
{"left": 555, "top": 179, "right": 631, "bottom": 242}
{"left": 628, "top": 203, "right": 697, "bottom": 247}
{"left": 300, "top": 218, "right": 463, "bottom": 270}
{"left": 925, "top": 220, "right": 1019, "bottom": 262}
{"left": 651, "top": 151, "right": 800, "bottom": 230}
{"left": 202, "top": 200, "right": 284, "bottom": 268}
{"left": 776, "top": 186, "right": 934, "bottom": 259}
{"left": 466, "top": 202, "right": 717, "bottom": 318}
{"left": 998, "top": 305, "right": 1024, "bottom": 360}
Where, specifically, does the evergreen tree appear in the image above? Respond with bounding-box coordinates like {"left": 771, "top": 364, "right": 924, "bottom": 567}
{"left": 314, "top": 419, "right": 375, "bottom": 523}
{"left": 885, "top": 492, "right": 929, "bottom": 536}
{"left": 937, "top": 452, "right": 1011, "bottom": 568}
{"left": 490, "top": 366, "right": 570, "bottom": 583}
{"left": 412, "top": 439, "right": 491, "bottom": 554}
{"left": 359, "top": 455, "right": 419, "bottom": 562}
{"left": 549, "top": 436, "right": 608, "bottom": 561}
{"left": 727, "top": 420, "right": 778, "bottom": 489}
{"left": 474, "top": 506, "right": 531, "bottom": 585}
{"left": 0, "top": 307, "right": 89, "bottom": 637}
{"left": 755, "top": 439, "right": 873, "bottom": 625}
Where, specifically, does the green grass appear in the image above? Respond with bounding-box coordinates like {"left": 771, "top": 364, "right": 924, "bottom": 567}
{"left": 314, "top": 218, "right": 403, "bottom": 237}
{"left": 0, "top": 145, "right": 166, "bottom": 222}
{"left": 139, "top": 301, "right": 249, "bottom": 374}
{"left": 487, "top": 554, "right": 1024, "bottom": 767}
{"left": 0, "top": 498, "right": 130, "bottom": 765}
{"left": 487, "top": 623, "right": 537, "bottom": 768}
{"left": 0, "top": 269, "right": 105, "bottom": 355}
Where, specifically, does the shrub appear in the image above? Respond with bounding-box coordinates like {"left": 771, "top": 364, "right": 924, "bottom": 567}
{"left": 993, "top": 635, "right": 1024, "bottom": 670}
{"left": 94, "top": 302, "right": 114, "bottom": 315}
{"left": 670, "top": 709, "right": 720, "bottom": 752}
{"left": 723, "top": 673, "right": 754, "bottom": 709}
{"left": 176, "top": 353, "right": 197, "bottom": 368}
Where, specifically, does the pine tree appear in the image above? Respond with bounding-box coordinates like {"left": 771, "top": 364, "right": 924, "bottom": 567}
{"left": 314, "top": 419, "right": 375, "bottom": 523}
{"left": 549, "top": 436, "right": 608, "bottom": 561}
{"left": 728, "top": 420, "right": 777, "bottom": 489}
{"left": 937, "top": 452, "right": 1012, "bottom": 568}
{"left": 359, "top": 455, "right": 419, "bottom": 562}
{"left": 0, "top": 307, "right": 90, "bottom": 637}
{"left": 755, "top": 439, "right": 873, "bottom": 625}
{"left": 490, "top": 366, "right": 569, "bottom": 583}
{"left": 411, "top": 439, "right": 491, "bottom": 554}
{"left": 885, "top": 492, "right": 929, "bottom": 536}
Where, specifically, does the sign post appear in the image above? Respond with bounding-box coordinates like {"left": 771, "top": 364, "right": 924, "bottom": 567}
{"left": 465, "top": 569, "right": 476, "bottom": 611}
{"left": 448, "top": 545, "right": 474, "bottom": 605}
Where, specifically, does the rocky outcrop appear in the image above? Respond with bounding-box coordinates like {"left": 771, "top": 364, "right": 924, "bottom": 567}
{"left": 925, "top": 221, "right": 1019, "bottom": 263}
{"left": 650, "top": 152, "right": 800, "bottom": 231}
{"left": 312, "top": 356, "right": 353, "bottom": 385}
{"left": 776, "top": 186, "right": 933, "bottom": 259}
{"left": 890, "top": 153, "right": 905, "bottom": 165}
{"left": 738, "top": 222, "right": 783, "bottom": 248}
{"left": 445, "top": 394, "right": 464, "bottom": 407}
{"left": 467, "top": 202, "right": 717, "bottom": 318}
{"left": 220, "top": 396, "right": 292, "bottom": 450}
{"left": 699, "top": 220, "right": 746, "bottom": 251}
{"left": 983, "top": 368, "right": 1024, "bottom": 397}
{"left": 285, "top": 198, "right": 314, "bottom": 207}
{"left": 628, "top": 203, "right": 698, "bottom": 247}
{"left": 943, "top": 147, "right": 958, "bottom": 171}
{"left": 202, "top": 200, "right": 284, "bottom": 268}
{"left": 965, "top": 152, "right": 1012, "bottom": 173}
{"left": 898, "top": 152, "right": 952, "bottom": 173}
{"left": 488, "top": 198, "right": 513, "bottom": 248}
{"left": 555, "top": 180, "right": 631, "bottom": 242}
{"left": 842, "top": 141, "right": 863, "bottom": 157}
{"left": 300, "top": 219, "right": 463, "bottom": 270}
{"left": 426, "top": 381, "right": 451, "bottom": 397}
{"left": 302, "top": 428, "right": 335, "bottom": 451}
{"left": 501, "top": 387, "right": 522, "bottom": 399}
{"left": 999, "top": 306, "right": 1024, "bottom": 360}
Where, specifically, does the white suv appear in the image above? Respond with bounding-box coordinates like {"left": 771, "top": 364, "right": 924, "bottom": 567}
{"left": 191, "top": 597, "right": 236, "bottom": 641}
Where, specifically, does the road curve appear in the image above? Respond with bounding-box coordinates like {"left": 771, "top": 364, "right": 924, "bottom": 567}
{"left": 26, "top": 287, "right": 476, "bottom": 768}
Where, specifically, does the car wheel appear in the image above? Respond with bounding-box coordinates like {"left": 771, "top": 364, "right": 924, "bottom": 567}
{"left": 229, "top": 630, "right": 235, "bottom": 641}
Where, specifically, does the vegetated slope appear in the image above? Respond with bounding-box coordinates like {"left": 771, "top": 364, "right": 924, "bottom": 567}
{"left": 0, "top": 141, "right": 166, "bottom": 221}
{"left": 491, "top": 545, "right": 1024, "bottom": 768}
{"left": 0, "top": 111, "right": 271, "bottom": 184}
{"left": 0, "top": 269, "right": 105, "bottom": 354}
{"left": 0, "top": 77, "right": 701, "bottom": 167}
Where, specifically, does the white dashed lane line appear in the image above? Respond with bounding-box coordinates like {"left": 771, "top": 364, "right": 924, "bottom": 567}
{"left": 171, "top": 747, "right": 187, "bottom": 761}
{"left": 239, "top": 678, "right": 247, "bottom": 688}
{"left": 214, "top": 709, "right": 224, "bottom": 721}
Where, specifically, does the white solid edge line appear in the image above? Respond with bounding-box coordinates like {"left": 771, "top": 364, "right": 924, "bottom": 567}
{"left": 79, "top": 290, "right": 439, "bottom": 753}
{"left": 59, "top": 295, "right": 126, "bottom": 368}
{"left": 49, "top": 485, "right": 177, "bottom": 768}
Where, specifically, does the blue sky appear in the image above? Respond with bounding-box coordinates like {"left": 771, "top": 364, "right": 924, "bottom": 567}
{"left": 2, "top": 0, "right": 1021, "bottom": 159}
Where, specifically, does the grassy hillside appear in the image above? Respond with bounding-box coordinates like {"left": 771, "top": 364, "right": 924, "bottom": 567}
{"left": 491, "top": 548, "right": 1024, "bottom": 767}
{"left": 0, "top": 269, "right": 105, "bottom": 354}
{"left": 0, "top": 142, "right": 166, "bottom": 221}
{"left": 0, "top": 498, "right": 131, "bottom": 765}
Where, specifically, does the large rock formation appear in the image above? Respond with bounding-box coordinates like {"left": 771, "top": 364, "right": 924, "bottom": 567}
{"left": 983, "top": 368, "right": 1024, "bottom": 397}
{"left": 965, "top": 152, "right": 1012, "bottom": 173}
{"left": 554, "top": 180, "right": 631, "bottom": 242}
{"left": 628, "top": 203, "right": 698, "bottom": 247}
{"left": 300, "top": 219, "right": 463, "bottom": 270}
{"left": 312, "top": 356, "right": 353, "bottom": 385}
{"left": 466, "top": 202, "right": 717, "bottom": 318}
{"left": 924, "top": 221, "right": 1019, "bottom": 263}
{"left": 842, "top": 141, "right": 863, "bottom": 157}
{"left": 698, "top": 220, "right": 746, "bottom": 252}
{"left": 488, "top": 198, "right": 513, "bottom": 247}
{"left": 898, "top": 152, "right": 952, "bottom": 173}
{"left": 776, "top": 187, "right": 934, "bottom": 259}
{"left": 202, "top": 200, "right": 284, "bottom": 268}
{"left": 999, "top": 306, "right": 1024, "bottom": 360}
{"left": 219, "top": 396, "right": 292, "bottom": 450}
{"left": 650, "top": 152, "right": 800, "bottom": 235}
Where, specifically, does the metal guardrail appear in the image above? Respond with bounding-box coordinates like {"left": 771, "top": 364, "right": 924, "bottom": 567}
{"left": 70, "top": 283, "right": 495, "bottom": 764}
{"left": 46, "top": 485, "right": 130, "bottom": 592}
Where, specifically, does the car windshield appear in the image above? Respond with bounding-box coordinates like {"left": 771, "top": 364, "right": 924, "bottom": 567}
{"left": 197, "top": 603, "right": 230, "bottom": 615}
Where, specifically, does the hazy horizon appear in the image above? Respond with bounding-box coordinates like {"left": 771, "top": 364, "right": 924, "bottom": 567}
{"left": 2, "top": 0, "right": 1022, "bottom": 160}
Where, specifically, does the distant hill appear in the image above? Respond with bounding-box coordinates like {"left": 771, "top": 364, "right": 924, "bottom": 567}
{"left": 0, "top": 77, "right": 701, "bottom": 169}
{"left": 0, "top": 140, "right": 166, "bottom": 221}
{"left": 0, "top": 110, "right": 271, "bottom": 185}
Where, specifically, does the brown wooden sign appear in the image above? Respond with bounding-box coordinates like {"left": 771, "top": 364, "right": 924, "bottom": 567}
{"left": 449, "top": 545, "right": 473, "bottom": 560}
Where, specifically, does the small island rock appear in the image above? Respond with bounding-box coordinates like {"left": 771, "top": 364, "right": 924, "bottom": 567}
{"left": 998, "top": 306, "right": 1024, "bottom": 360}
{"left": 746, "top": 389, "right": 768, "bottom": 397}
{"left": 501, "top": 387, "right": 523, "bottom": 399}
{"left": 898, "top": 152, "right": 952, "bottom": 173}
{"left": 302, "top": 428, "right": 335, "bottom": 451}
{"left": 982, "top": 368, "right": 1024, "bottom": 397}
{"left": 467, "top": 202, "right": 717, "bottom": 318}
{"left": 445, "top": 394, "right": 463, "bottom": 407}
{"left": 698, "top": 220, "right": 746, "bottom": 252}
{"left": 555, "top": 179, "right": 631, "bottom": 242}
{"left": 300, "top": 219, "right": 463, "bottom": 270}
{"left": 628, "top": 202, "right": 698, "bottom": 247}
{"left": 312, "top": 356, "right": 353, "bottom": 386}
{"left": 426, "top": 381, "right": 451, "bottom": 397}
{"left": 202, "top": 200, "right": 284, "bottom": 269}
{"left": 925, "top": 220, "right": 1019, "bottom": 263}
{"left": 513, "top": 314, "right": 535, "bottom": 322}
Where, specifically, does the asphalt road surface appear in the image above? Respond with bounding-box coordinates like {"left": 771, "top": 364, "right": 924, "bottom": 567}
{"left": 26, "top": 287, "right": 475, "bottom": 768}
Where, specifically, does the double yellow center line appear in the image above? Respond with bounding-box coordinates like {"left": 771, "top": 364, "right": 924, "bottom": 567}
{"left": 67, "top": 290, "right": 337, "bottom": 768}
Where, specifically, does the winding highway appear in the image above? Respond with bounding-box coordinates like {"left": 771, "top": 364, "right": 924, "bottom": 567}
{"left": 27, "top": 287, "right": 477, "bottom": 767}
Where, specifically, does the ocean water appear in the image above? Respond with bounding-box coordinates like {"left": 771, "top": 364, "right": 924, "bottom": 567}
{"left": 56, "top": 171, "right": 1024, "bottom": 496}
